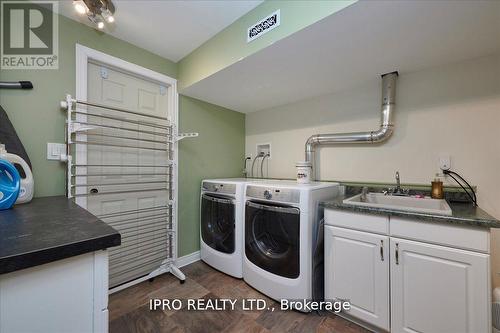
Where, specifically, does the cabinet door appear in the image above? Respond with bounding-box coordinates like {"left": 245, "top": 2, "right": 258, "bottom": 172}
{"left": 0, "top": 253, "right": 95, "bottom": 333}
{"left": 325, "top": 226, "right": 389, "bottom": 330}
{"left": 390, "top": 238, "right": 490, "bottom": 333}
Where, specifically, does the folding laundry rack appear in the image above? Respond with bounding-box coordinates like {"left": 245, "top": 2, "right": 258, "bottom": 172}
{"left": 61, "top": 94, "right": 197, "bottom": 292}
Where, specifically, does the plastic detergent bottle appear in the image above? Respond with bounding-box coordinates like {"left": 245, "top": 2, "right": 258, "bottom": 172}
{"left": 0, "top": 144, "right": 34, "bottom": 204}
{"left": 0, "top": 159, "right": 21, "bottom": 210}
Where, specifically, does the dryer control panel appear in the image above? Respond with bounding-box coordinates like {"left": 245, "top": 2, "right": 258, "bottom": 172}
{"left": 246, "top": 186, "right": 300, "bottom": 204}
{"left": 202, "top": 182, "right": 236, "bottom": 195}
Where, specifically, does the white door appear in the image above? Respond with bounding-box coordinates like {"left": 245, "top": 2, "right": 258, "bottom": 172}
{"left": 325, "top": 226, "right": 390, "bottom": 330}
{"left": 390, "top": 238, "right": 490, "bottom": 333}
{"left": 81, "top": 63, "right": 172, "bottom": 287}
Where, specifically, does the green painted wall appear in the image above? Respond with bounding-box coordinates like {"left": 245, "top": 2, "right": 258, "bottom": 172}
{"left": 178, "top": 0, "right": 356, "bottom": 91}
{"left": 0, "top": 13, "right": 245, "bottom": 257}
{"left": 178, "top": 96, "right": 245, "bottom": 256}
{"left": 0, "top": 14, "right": 177, "bottom": 197}
{"left": 0, "top": 0, "right": 352, "bottom": 258}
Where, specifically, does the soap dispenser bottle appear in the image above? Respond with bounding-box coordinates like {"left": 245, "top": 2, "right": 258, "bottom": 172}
{"left": 0, "top": 144, "right": 34, "bottom": 204}
{"left": 431, "top": 174, "right": 444, "bottom": 199}
{"left": 0, "top": 159, "right": 20, "bottom": 210}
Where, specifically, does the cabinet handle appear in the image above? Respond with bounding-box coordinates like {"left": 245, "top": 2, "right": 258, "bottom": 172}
{"left": 395, "top": 243, "right": 399, "bottom": 265}
{"left": 380, "top": 240, "right": 384, "bottom": 261}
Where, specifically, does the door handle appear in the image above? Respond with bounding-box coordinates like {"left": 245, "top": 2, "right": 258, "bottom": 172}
{"left": 395, "top": 243, "right": 399, "bottom": 265}
{"left": 380, "top": 240, "right": 384, "bottom": 261}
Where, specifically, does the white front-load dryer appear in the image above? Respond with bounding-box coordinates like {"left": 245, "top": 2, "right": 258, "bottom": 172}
{"left": 243, "top": 180, "right": 340, "bottom": 306}
{"left": 200, "top": 178, "right": 251, "bottom": 278}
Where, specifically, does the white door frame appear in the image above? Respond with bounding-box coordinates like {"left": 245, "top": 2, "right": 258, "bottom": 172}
{"left": 74, "top": 44, "right": 180, "bottom": 284}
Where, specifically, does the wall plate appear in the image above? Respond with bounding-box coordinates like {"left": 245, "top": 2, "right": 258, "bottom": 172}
{"left": 439, "top": 154, "right": 451, "bottom": 170}
{"left": 100, "top": 66, "right": 108, "bottom": 79}
{"left": 47, "top": 143, "right": 66, "bottom": 160}
{"left": 256, "top": 143, "right": 271, "bottom": 158}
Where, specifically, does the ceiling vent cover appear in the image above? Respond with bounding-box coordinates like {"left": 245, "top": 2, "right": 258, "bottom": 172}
{"left": 247, "top": 10, "right": 280, "bottom": 43}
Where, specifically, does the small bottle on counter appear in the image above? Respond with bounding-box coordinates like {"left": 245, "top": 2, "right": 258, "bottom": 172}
{"left": 431, "top": 174, "right": 444, "bottom": 199}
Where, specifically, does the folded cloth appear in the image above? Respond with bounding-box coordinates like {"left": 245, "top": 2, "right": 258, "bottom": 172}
{"left": 0, "top": 104, "right": 32, "bottom": 173}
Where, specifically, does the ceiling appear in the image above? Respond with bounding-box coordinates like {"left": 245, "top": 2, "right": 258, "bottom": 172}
{"left": 59, "top": 0, "right": 262, "bottom": 62}
{"left": 181, "top": 0, "right": 500, "bottom": 113}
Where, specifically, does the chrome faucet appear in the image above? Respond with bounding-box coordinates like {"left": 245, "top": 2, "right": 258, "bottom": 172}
{"left": 360, "top": 186, "right": 369, "bottom": 202}
{"left": 395, "top": 171, "right": 401, "bottom": 193}
{"left": 390, "top": 171, "right": 409, "bottom": 196}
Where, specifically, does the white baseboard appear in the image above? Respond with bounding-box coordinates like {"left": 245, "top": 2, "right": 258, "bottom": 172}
{"left": 176, "top": 250, "right": 201, "bottom": 268}
{"left": 109, "top": 251, "right": 200, "bottom": 294}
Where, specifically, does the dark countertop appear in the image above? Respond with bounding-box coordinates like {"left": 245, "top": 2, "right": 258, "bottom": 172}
{"left": 0, "top": 196, "right": 121, "bottom": 275}
{"left": 321, "top": 195, "right": 500, "bottom": 228}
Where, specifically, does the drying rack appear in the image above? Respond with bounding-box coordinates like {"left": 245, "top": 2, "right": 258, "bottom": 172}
{"left": 61, "top": 94, "right": 197, "bottom": 292}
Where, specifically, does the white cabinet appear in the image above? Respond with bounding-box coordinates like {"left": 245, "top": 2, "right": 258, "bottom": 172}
{"left": 325, "top": 226, "right": 390, "bottom": 330}
{"left": 390, "top": 238, "right": 490, "bottom": 333}
{"left": 324, "top": 209, "right": 491, "bottom": 333}
{"left": 0, "top": 251, "right": 109, "bottom": 333}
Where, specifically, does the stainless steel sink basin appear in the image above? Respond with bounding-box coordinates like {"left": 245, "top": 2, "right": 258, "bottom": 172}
{"left": 343, "top": 193, "right": 452, "bottom": 216}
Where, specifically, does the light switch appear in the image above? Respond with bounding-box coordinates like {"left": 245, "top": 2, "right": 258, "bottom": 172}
{"left": 47, "top": 143, "right": 66, "bottom": 160}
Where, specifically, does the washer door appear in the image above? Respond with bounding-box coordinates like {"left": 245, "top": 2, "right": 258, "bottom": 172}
{"left": 245, "top": 201, "right": 300, "bottom": 279}
{"left": 201, "top": 194, "right": 235, "bottom": 254}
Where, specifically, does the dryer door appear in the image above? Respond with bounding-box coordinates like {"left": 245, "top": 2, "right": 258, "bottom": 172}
{"left": 245, "top": 201, "right": 300, "bottom": 279}
{"left": 201, "top": 194, "right": 236, "bottom": 254}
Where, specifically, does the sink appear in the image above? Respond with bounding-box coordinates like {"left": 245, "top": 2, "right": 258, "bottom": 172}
{"left": 343, "top": 193, "right": 452, "bottom": 216}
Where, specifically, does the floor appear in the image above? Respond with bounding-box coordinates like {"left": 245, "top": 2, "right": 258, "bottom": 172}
{"left": 109, "top": 260, "right": 369, "bottom": 333}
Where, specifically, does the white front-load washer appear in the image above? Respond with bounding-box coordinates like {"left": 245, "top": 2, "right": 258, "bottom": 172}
{"left": 243, "top": 180, "right": 340, "bottom": 305}
{"left": 200, "top": 178, "right": 252, "bottom": 278}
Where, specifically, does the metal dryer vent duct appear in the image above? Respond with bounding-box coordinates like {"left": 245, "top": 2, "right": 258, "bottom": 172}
{"left": 305, "top": 71, "right": 399, "bottom": 180}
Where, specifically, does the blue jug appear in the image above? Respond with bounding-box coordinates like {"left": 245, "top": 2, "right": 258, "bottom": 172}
{"left": 0, "top": 159, "right": 21, "bottom": 210}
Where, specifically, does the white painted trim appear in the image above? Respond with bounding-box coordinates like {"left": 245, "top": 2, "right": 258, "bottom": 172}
{"left": 74, "top": 44, "right": 181, "bottom": 290}
{"left": 176, "top": 251, "right": 201, "bottom": 268}
{"left": 76, "top": 44, "right": 176, "bottom": 87}
{"left": 172, "top": 81, "right": 180, "bottom": 266}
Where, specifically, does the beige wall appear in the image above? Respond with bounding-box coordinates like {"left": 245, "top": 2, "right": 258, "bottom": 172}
{"left": 246, "top": 54, "right": 500, "bottom": 285}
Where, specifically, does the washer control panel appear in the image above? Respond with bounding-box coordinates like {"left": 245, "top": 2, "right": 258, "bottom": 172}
{"left": 202, "top": 182, "right": 236, "bottom": 195}
{"left": 263, "top": 190, "right": 272, "bottom": 200}
{"left": 246, "top": 186, "right": 300, "bottom": 204}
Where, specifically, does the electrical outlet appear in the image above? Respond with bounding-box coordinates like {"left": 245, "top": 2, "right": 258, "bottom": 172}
{"left": 439, "top": 154, "right": 451, "bottom": 171}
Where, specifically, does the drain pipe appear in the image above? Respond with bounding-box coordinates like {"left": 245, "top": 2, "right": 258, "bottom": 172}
{"left": 305, "top": 71, "right": 398, "bottom": 180}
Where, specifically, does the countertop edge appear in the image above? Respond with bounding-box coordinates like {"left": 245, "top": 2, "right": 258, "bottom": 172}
{"left": 0, "top": 233, "right": 121, "bottom": 275}
{"left": 320, "top": 201, "right": 500, "bottom": 229}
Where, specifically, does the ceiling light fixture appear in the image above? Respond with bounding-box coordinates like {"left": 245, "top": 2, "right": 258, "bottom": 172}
{"left": 73, "top": 0, "right": 116, "bottom": 30}
{"left": 101, "top": 8, "right": 115, "bottom": 23}
{"left": 73, "top": 0, "right": 88, "bottom": 15}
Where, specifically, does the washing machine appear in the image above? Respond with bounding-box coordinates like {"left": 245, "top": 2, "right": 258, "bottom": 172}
{"left": 200, "top": 178, "right": 254, "bottom": 278}
{"left": 243, "top": 180, "right": 340, "bottom": 305}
